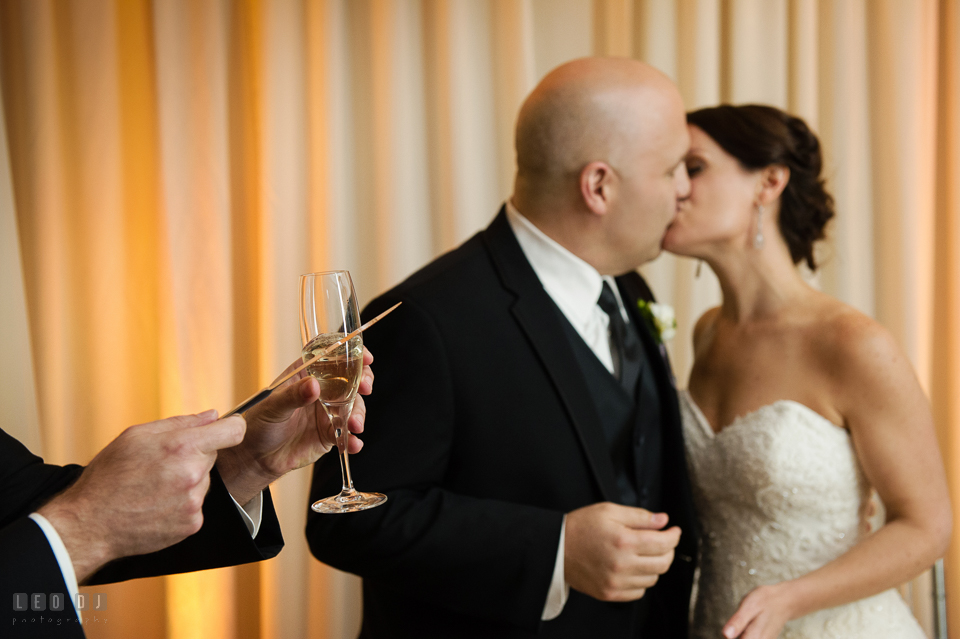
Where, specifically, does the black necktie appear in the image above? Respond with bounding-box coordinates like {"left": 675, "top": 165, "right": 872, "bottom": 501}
{"left": 598, "top": 281, "right": 642, "bottom": 394}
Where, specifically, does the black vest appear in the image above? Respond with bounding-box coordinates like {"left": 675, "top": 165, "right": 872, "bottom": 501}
{"left": 557, "top": 302, "right": 663, "bottom": 512}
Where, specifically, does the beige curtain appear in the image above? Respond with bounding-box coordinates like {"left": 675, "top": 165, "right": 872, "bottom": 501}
{"left": 0, "top": 0, "right": 957, "bottom": 637}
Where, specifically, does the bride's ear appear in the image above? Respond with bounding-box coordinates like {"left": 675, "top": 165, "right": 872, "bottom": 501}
{"left": 756, "top": 165, "right": 790, "bottom": 207}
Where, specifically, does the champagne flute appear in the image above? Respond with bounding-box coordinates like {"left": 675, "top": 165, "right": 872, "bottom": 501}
{"left": 301, "top": 270, "right": 387, "bottom": 513}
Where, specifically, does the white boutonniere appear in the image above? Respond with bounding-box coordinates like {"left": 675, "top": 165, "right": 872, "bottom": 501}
{"left": 637, "top": 300, "right": 677, "bottom": 344}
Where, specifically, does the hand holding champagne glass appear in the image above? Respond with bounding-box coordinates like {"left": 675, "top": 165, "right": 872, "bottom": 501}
{"left": 301, "top": 270, "right": 387, "bottom": 513}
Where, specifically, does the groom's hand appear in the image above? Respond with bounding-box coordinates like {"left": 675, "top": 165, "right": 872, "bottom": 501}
{"left": 564, "top": 502, "right": 681, "bottom": 602}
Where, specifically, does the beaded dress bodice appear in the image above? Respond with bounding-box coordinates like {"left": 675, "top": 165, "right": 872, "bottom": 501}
{"left": 680, "top": 390, "right": 925, "bottom": 639}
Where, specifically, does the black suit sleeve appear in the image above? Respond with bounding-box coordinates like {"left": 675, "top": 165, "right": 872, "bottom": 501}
{"left": 1, "top": 430, "right": 86, "bottom": 636}
{"left": 88, "top": 469, "right": 283, "bottom": 584}
{"left": 306, "top": 296, "right": 562, "bottom": 632}
{"left": 2, "top": 518, "right": 86, "bottom": 638}
{"left": 0, "top": 429, "right": 84, "bottom": 526}
{"left": 1, "top": 427, "right": 284, "bottom": 591}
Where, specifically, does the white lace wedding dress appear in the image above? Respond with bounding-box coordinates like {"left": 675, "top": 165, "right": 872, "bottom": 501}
{"left": 680, "top": 390, "right": 926, "bottom": 639}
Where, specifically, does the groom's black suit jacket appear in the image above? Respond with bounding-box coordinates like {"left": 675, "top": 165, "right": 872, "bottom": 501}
{"left": 1, "top": 428, "right": 284, "bottom": 638}
{"left": 307, "top": 208, "right": 699, "bottom": 638}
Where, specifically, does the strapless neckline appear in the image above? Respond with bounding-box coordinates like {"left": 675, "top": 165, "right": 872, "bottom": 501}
{"left": 679, "top": 389, "right": 846, "bottom": 438}
{"left": 679, "top": 388, "right": 924, "bottom": 639}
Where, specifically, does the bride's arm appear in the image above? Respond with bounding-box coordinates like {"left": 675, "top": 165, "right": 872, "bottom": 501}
{"left": 722, "top": 314, "right": 952, "bottom": 639}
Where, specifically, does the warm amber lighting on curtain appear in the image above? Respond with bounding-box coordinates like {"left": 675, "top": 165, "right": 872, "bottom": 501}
{"left": 933, "top": 0, "right": 960, "bottom": 633}
{"left": 422, "top": 0, "right": 458, "bottom": 255}
{"left": 2, "top": 0, "right": 958, "bottom": 637}
{"left": 304, "top": 0, "right": 332, "bottom": 273}
{"left": 594, "top": 0, "right": 633, "bottom": 56}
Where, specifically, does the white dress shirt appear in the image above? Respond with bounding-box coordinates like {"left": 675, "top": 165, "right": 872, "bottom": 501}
{"left": 28, "top": 513, "right": 82, "bottom": 619}
{"left": 29, "top": 490, "right": 263, "bottom": 622}
{"left": 505, "top": 201, "right": 630, "bottom": 620}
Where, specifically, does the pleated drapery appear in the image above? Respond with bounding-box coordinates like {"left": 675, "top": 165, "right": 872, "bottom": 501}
{"left": 1, "top": 1, "right": 957, "bottom": 637}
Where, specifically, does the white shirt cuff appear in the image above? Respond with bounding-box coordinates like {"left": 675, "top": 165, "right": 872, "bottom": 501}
{"left": 29, "top": 513, "right": 80, "bottom": 619}
{"left": 541, "top": 515, "right": 570, "bottom": 620}
{"left": 230, "top": 491, "right": 263, "bottom": 538}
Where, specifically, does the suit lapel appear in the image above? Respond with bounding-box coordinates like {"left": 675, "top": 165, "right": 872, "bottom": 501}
{"left": 482, "top": 208, "right": 620, "bottom": 502}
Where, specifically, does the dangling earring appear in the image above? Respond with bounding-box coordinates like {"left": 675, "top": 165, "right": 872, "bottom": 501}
{"left": 695, "top": 260, "right": 703, "bottom": 278}
{"left": 753, "top": 204, "right": 765, "bottom": 249}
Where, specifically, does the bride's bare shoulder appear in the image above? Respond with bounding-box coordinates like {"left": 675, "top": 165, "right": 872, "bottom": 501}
{"left": 811, "top": 297, "right": 916, "bottom": 402}
{"left": 812, "top": 298, "right": 895, "bottom": 354}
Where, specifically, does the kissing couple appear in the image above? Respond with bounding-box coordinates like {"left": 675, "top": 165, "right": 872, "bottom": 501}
{"left": 308, "top": 57, "right": 951, "bottom": 639}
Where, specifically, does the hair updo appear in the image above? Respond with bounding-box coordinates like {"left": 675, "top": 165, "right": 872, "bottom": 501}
{"left": 686, "top": 104, "right": 835, "bottom": 271}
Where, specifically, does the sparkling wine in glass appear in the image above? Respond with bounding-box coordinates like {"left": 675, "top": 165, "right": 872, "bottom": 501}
{"left": 300, "top": 270, "right": 387, "bottom": 513}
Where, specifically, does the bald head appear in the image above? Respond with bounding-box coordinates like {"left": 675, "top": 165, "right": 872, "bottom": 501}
{"left": 511, "top": 57, "right": 691, "bottom": 273}
{"left": 514, "top": 57, "right": 684, "bottom": 200}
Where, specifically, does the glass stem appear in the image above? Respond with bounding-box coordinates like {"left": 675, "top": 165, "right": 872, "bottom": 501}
{"left": 328, "top": 401, "right": 356, "bottom": 495}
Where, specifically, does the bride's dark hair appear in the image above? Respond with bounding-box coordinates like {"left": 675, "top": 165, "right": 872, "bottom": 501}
{"left": 686, "top": 104, "right": 835, "bottom": 271}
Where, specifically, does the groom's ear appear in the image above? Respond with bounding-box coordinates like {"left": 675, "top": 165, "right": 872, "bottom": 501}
{"left": 580, "top": 161, "right": 615, "bottom": 216}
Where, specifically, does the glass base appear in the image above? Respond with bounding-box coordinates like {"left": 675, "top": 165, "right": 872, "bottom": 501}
{"left": 311, "top": 489, "right": 387, "bottom": 514}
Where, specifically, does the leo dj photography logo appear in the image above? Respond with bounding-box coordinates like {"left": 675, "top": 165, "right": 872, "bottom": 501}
{"left": 12, "top": 592, "right": 108, "bottom": 628}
